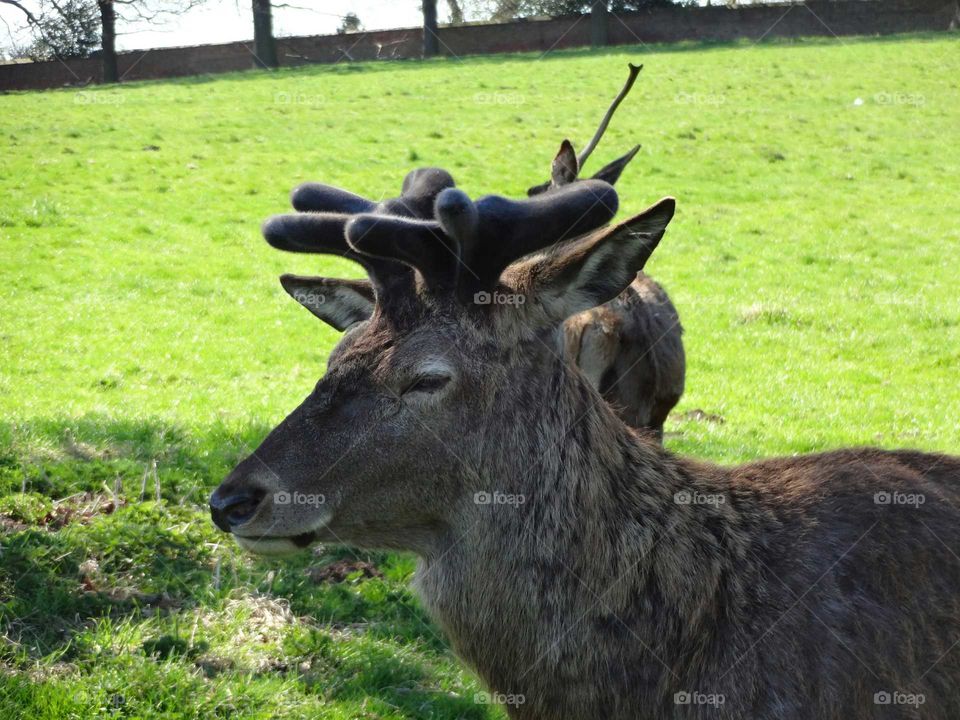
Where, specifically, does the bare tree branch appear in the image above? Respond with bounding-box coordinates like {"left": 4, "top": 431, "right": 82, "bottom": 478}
{"left": 1, "top": 0, "right": 79, "bottom": 61}
{"left": 0, "top": 0, "right": 42, "bottom": 27}
{"left": 577, "top": 62, "right": 642, "bottom": 170}
{"left": 271, "top": 2, "right": 314, "bottom": 10}
{"left": 113, "top": 0, "right": 205, "bottom": 26}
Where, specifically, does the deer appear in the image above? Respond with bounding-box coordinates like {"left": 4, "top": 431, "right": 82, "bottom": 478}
{"left": 211, "top": 174, "right": 960, "bottom": 719}
{"left": 531, "top": 61, "right": 684, "bottom": 436}
{"left": 279, "top": 64, "right": 684, "bottom": 437}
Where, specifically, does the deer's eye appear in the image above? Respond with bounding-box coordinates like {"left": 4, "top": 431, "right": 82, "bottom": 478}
{"left": 402, "top": 373, "right": 451, "bottom": 396}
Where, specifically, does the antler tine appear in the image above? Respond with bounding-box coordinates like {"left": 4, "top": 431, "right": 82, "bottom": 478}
{"left": 290, "top": 184, "right": 377, "bottom": 214}
{"left": 346, "top": 215, "right": 461, "bottom": 293}
{"left": 576, "top": 62, "right": 643, "bottom": 171}
{"left": 379, "top": 167, "right": 456, "bottom": 219}
{"left": 262, "top": 213, "right": 354, "bottom": 255}
{"left": 290, "top": 167, "right": 455, "bottom": 218}
{"left": 435, "top": 188, "right": 478, "bottom": 246}
{"left": 466, "top": 179, "right": 618, "bottom": 291}
{"left": 262, "top": 211, "right": 416, "bottom": 302}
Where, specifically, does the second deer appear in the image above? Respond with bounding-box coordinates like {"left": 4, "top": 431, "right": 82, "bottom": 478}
{"left": 529, "top": 63, "right": 684, "bottom": 438}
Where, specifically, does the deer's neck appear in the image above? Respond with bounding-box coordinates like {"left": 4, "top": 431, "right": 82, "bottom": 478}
{"left": 413, "top": 353, "right": 735, "bottom": 707}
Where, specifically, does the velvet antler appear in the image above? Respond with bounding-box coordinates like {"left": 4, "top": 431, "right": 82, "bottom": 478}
{"left": 263, "top": 168, "right": 457, "bottom": 304}
{"left": 264, "top": 169, "right": 619, "bottom": 310}
{"left": 290, "top": 167, "right": 455, "bottom": 218}
{"left": 346, "top": 179, "right": 619, "bottom": 301}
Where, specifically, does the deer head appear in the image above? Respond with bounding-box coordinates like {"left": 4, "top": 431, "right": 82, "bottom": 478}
{"left": 209, "top": 172, "right": 675, "bottom": 557}
{"left": 527, "top": 62, "right": 643, "bottom": 197}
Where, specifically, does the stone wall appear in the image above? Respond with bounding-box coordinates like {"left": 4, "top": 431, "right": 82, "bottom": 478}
{"left": 1, "top": 0, "right": 955, "bottom": 92}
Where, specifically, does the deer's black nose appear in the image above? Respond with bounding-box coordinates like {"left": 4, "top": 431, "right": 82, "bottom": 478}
{"left": 209, "top": 488, "right": 266, "bottom": 532}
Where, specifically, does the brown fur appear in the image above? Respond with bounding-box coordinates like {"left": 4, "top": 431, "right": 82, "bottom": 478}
{"left": 564, "top": 272, "right": 684, "bottom": 436}
{"left": 213, "top": 191, "right": 960, "bottom": 719}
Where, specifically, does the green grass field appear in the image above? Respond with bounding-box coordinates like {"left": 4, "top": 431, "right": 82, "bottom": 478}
{"left": 1, "top": 32, "right": 958, "bottom": 718}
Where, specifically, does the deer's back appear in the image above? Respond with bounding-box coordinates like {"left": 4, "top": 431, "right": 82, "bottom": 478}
{"left": 665, "top": 447, "right": 960, "bottom": 720}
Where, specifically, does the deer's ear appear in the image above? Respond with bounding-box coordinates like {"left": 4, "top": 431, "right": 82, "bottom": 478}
{"left": 279, "top": 274, "right": 374, "bottom": 332}
{"left": 551, "top": 139, "right": 579, "bottom": 187}
{"left": 590, "top": 144, "right": 641, "bottom": 187}
{"left": 511, "top": 197, "right": 675, "bottom": 321}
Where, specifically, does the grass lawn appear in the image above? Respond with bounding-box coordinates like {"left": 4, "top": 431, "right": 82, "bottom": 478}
{"left": 1, "top": 31, "right": 958, "bottom": 719}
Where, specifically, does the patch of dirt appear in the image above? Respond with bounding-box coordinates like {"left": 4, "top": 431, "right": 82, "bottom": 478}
{"left": 677, "top": 409, "right": 726, "bottom": 425}
{"left": 195, "top": 655, "right": 235, "bottom": 677}
{"left": 225, "top": 594, "right": 294, "bottom": 635}
{"left": 0, "top": 516, "right": 31, "bottom": 532}
{"left": 0, "top": 492, "right": 122, "bottom": 534}
{"left": 306, "top": 559, "right": 383, "bottom": 584}
{"left": 26, "top": 661, "right": 78, "bottom": 682}
{"left": 76, "top": 556, "right": 182, "bottom": 611}
{"left": 42, "top": 492, "right": 121, "bottom": 529}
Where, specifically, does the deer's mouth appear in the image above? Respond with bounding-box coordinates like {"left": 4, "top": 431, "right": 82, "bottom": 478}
{"left": 233, "top": 531, "right": 317, "bottom": 556}
{"left": 234, "top": 535, "right": 303, "bottom": 556}
{"left": 231, "top": 511, "right": 332, "bottom": 555}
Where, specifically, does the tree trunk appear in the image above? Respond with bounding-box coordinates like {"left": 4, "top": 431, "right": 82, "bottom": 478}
{"left": 423, "top": 0, "right": 439, "bottom": 58}
{"left": 447, "top": 0, "right": 463, "bottom": 26}
{"left": 590, "top": 0, "right": 609, "bottom": 48}
{"left": 252, "top": 0, "right": 278, "bottom": 69}
{"left": 98, "top": 1, "right": 118, "bottom": 83}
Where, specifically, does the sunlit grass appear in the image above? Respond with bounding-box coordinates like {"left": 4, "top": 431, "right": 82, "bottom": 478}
{"left": 1, "top": 32, "right": 958, "bottom": 718}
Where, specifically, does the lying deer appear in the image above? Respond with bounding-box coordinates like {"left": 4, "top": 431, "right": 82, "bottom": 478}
{"left": 211, "top": 176, "right": 960, "bottom": 719}
{"left": 532, "top": 62, "right": 684, "bottom": 436}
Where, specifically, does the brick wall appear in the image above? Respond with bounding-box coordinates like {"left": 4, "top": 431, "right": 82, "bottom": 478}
{"left": 1, "top": 0, "right": 955, "bottom": 92}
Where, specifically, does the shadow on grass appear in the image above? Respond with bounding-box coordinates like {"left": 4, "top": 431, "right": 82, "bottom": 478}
{"left": 0, "top": 413, "right": 454, "bottom": 707}
{"left": 0, "top": 414, "right": 274, "bottom": 499}
{"left": 0, "top": 501, "right": 221, "bottom": 656}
